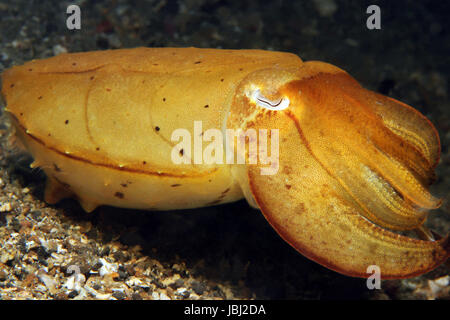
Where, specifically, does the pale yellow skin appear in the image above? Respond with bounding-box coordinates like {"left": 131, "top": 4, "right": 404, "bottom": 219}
{"left": 3, "top": 48, "right": 300, "bottom": 211}
{"left": 1, "top": 47, "right": 448, "bottom": 279}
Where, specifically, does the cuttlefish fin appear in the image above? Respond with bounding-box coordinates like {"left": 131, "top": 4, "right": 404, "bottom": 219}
{"left": 44, "top": 176, "right": 74, "bottom": 204}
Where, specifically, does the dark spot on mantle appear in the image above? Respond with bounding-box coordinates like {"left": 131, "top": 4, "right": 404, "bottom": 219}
{"left": 114, "top": 192, "right": 124, "bottom": 199}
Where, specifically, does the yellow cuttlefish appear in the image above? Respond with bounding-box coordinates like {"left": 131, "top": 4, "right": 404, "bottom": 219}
{"left": 1, "top": 47, "right": 448, "bottom": 279}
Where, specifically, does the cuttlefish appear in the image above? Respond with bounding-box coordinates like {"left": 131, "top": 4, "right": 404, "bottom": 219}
{"left": 1, "top": 47, "right": 448, "bottom": 279}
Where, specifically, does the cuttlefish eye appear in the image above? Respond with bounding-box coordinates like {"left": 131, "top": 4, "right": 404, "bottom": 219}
{"left": 249, "top": 88, "right": 290, "bottom": 111}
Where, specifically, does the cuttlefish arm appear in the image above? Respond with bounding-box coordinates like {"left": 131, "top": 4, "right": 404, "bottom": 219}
{"left": 228, "top": 62, "right": 448, "bottom": 279}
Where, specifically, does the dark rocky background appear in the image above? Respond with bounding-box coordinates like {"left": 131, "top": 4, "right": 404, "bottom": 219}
{"left": 0, "top": 0, "right": 448, "bottom": 300}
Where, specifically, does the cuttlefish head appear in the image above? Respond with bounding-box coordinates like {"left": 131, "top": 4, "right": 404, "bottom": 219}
{"left": 227, "top": 61, "right": 448, "bottom": 279}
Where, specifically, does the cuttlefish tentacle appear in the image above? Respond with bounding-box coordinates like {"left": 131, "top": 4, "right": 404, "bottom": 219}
{"left": 229, "top": 63, "right": 448, "bottom": 278}
{"left": 300, "top": 62, "right": 440, "bottom": 182}
{"left": 278, "top": 65, "right": 441, "bottom": 229}
{"left": 300, "top": 62, "right": 441, "bottom": 171}
{"left": 246, "top": 110, "right": 448, "bottom": 278}
{"left": 339, "top": 92, "right": 436, "bottom": 188}
{"left": 364, "top": 93, "right": 441, "bottom": 170}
